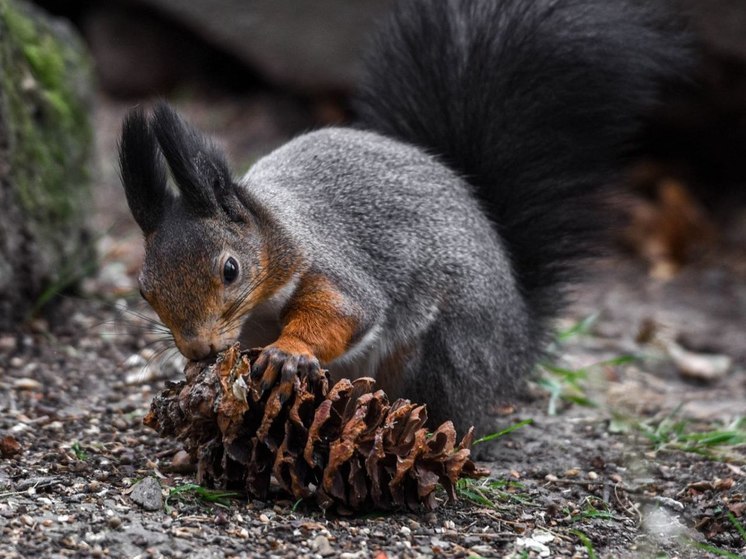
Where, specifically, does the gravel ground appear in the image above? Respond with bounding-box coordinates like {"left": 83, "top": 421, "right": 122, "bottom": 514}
{"left": 0, "top": 94, "right": 745, "bottom": 558}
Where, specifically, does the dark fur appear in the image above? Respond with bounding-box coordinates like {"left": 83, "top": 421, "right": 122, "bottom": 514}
{"left": 122, "top": 103, "right": 252, "bottom": 224}
{"left": 150, "top": 103, "right": 251, "bottom": 222}
{"left": 119, "top": 108, "right": 170, "bottom": 234}
{"left": 356, "top": 0, "right": 690, "bottom": 341}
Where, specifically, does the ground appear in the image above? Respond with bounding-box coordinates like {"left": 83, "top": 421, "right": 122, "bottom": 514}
{"left": 0, "top": 94, "right": 745, "bottom": 559}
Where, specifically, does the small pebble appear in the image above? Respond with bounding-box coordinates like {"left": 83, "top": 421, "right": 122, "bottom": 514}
{"left": 0, "top": 435, "right": 22, "bottom": 458}
{"left": 464, "top": 535, "right": 481, "bottom": 546}
{"left": 129, "top": 477, "right": 163, "bottom": 511}
{"left": 94, "top": 471, "right": 111, "bottom": 482}
{"left": 13, "top": 377, "right": 42, "bottom": 390}
{"left": 0, "top": 335, "right": 16, "bottom": 352}
{"left": 312, "top": 535, "right": 334, "bottom": 556}
{"left": 171, "top": 450, "right": 194, "bottom": 473}
{"left": 668, "top": 341, "right": 732, "bottom": 382}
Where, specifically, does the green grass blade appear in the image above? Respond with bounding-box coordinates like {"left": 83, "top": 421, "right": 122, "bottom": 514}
{"left": 572, "top": 530, "right": 598, "bottom": 559}
{"left": 474, "top": 419, "right": 533, "bottom": 445}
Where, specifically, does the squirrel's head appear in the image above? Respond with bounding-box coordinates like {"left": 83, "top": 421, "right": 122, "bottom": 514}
{"left": 119, "top": 103, "right": 274, "bottom": 360}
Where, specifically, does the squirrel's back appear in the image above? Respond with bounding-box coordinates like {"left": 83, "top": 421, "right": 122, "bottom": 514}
{"left": 247, "top": 127, "right": 508, "bottom": 278}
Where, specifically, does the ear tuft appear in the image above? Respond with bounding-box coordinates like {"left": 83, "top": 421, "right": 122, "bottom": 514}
{"left": 119, "top": 107, "right": 171, "bottom": 234}
{"left": 151, "top": 102, "right": 234, "bottom": 217}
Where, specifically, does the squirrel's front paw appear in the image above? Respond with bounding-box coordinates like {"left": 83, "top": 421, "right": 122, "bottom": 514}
{"left": 251, "top": 338, "right": 321, "bottom": 402}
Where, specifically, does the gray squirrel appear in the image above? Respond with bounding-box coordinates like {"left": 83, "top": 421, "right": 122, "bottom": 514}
{"left": 119, "top": 0, "right": 688, "bottom": 438}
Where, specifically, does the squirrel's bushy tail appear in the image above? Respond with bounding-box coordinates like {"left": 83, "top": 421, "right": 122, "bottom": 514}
{"left": 356, "top": 0, "right": 689, "bottom": 329}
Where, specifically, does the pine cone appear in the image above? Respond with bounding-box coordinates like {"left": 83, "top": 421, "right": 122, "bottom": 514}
{"left": 144, "top": 344, "right": 490, "bottom": 512}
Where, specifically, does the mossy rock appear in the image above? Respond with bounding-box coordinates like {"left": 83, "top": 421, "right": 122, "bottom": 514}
{"left": 0, "top": 0, "right": 95, "bottom": 329}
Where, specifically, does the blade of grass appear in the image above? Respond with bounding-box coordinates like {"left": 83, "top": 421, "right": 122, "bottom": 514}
{"left": 727, "top": 511, "right": 746, "bottom": 544}
{"left": 474, "top": 419, "right": 533, "bottom": 445}
{"left": 556, "top": 313, "right": 599, "bottom": 342}
{"left": 572, "top": 530, "right": 598, "bottom": 559}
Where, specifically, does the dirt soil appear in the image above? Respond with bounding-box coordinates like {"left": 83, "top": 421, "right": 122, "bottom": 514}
{"left": 1, "top": 94, "right": 745, "bottom": 559}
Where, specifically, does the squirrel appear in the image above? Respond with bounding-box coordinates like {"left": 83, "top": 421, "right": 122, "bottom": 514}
{"left": 119, "top": 0, "right": 688, "bottom": 439}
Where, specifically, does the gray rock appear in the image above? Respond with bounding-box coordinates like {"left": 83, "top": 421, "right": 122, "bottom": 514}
{"left": 115, "top": 0, "right": 394, "bottom": 92}
{"left": 129, "top": 477, "right": 163, "bottom": 512}
{"left": 312, "top": 535, "right": 335, "bottom": 557}
{"left": 0, "top": 0, "right": 94, "bottom": 329}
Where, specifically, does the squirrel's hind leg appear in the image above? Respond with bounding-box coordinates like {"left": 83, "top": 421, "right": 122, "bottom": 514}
{"left": 401, "top": 305, "right": 535, "bottom": 450}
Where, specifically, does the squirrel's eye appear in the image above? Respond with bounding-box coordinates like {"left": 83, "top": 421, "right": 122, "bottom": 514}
{"left": 223, "top": 257, "right": 239, "bottom": 284}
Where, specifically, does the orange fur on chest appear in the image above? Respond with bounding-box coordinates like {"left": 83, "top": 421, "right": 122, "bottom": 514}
{"left": 277, "top": 274, "right": 358, "bottom": 364}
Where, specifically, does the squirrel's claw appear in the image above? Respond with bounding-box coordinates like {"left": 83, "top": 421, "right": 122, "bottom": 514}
{"left": 251, "top": 343, "right": 321, "bottom": 401}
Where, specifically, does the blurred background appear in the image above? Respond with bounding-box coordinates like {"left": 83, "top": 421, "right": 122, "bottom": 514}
{"left": 1, "top": 0, "right": 745, "bottom": 343}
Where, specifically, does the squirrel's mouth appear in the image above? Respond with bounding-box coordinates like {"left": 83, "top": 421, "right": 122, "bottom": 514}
{"left": 175, "top": 332, "right": 231, "bottom": 362}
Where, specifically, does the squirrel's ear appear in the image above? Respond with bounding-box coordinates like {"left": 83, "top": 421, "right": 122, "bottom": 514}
{"left": 152, "top": 102, "right": 236, "bottom": 218}
{"left": 119, "top": 108, "right": 171, "bottom": 235}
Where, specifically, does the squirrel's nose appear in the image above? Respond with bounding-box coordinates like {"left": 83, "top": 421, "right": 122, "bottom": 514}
{"left": 179, "top": 339, "right": 216, "bottom": 361}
